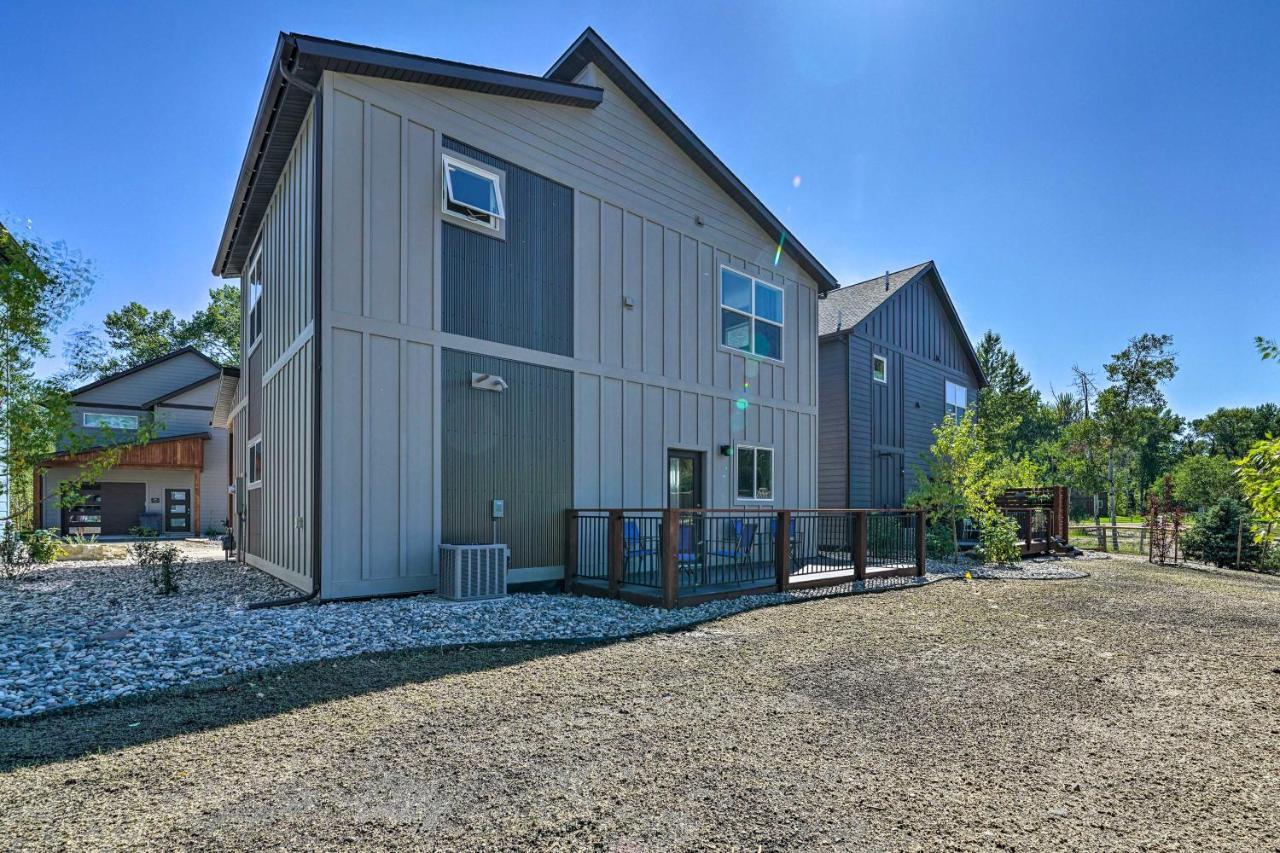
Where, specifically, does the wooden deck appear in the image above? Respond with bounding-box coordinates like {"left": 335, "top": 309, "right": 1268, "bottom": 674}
{"left": 567, "top": 508, "right": 926, "bottom": 608}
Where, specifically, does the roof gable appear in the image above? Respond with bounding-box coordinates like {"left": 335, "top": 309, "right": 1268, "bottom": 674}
{"left": 545, "top": 28, "right": 835, "bottom": 292}
{"left": 70, "top": 348, "right": 223, "bottom": 407}
{"left": 819, "top": 262, "right": 986, "bottom": 385}
{"left": 215, "top": 28, "right": 837, "bottom": 291}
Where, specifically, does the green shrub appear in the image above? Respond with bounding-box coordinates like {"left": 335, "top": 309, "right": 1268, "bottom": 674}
{"left": 129, "top": 533, "right": 184, "bottom": 594}
{"left": 23, "top": 529, "right": 60, "bottom": 564}
{"left": 925, "top": 521, "right": 956, "bottom": 560}
{"left": 1182, "top": 498, "right": 1259, "bottom": 568}
{"left": 975, "top": 512, "right": 1021, "bottom": 564}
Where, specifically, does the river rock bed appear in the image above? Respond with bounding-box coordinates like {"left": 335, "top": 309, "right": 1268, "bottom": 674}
{"left": 1, "top": 544, "right": 939, "bottom": 719}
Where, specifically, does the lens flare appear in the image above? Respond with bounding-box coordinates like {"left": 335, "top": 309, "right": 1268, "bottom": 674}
{"left": 792, "top": 175, "right": 802, "bottom": 188}
{"left": 735, "top": 398, "right": 749, "bottom": 411}
{"left": 773, "top": 231, "right": 787, "bottom": 266}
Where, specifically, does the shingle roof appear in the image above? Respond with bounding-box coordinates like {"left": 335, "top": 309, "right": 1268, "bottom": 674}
{"left": 817, "top": 261, "right": 933, "bottom": 337}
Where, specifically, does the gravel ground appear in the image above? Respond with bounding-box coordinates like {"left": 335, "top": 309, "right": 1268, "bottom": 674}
{"left": 1, "top": 553, "right": 1276, "bottom": 850}
{"left": 1, "top": 544, "right": 931, "bottom": 719}
{"left": 927, "top": 551, "right": 1095, "bottom": 580}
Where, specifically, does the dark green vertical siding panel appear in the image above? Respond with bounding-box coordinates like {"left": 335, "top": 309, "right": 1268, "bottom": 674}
{"left": 440, "top": 137, "right": 574, "bottom": 356}
{"left": 440, "top": 349, "right": 573, "bottom": 569}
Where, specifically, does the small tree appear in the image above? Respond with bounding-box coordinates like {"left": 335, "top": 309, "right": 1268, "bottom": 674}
{"left": 1171, "top": 454, "right": 1241, "bottom": 511}
{"left": 909, "top": 411, "right": 1041, "bottom": 564}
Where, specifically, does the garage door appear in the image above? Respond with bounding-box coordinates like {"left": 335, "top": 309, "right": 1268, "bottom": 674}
{"left": 100, "top": 482, "right": 147, "bottom": 535}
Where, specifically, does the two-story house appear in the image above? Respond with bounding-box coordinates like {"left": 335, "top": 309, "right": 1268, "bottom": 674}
{"left": 36, "top": 348, "right": 239, "bottom": 537}
{"left": 817, "top": 261, "right": 986, "bottom": 509}
{"left": 211, "top": 29, "right": 837, "bottom": 600}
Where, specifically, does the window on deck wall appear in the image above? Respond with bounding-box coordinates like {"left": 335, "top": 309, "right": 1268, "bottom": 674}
{"left": 945, "top": 380, "right": 971, "bottom": 422}
{"left": 735, "top": 445, "right": 774, "bottom": 502}
{"left": 720, "top": 267, "right": 784, "bottom": 361}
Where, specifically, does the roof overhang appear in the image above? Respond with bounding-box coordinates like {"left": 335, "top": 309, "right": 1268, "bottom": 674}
{"left": 210, "top": 368, "right": 241, "bottom": 429}
{"left": 69, "top": 347, "right": 222, "bottom": 399}
{"left": 212, "top": 33, "right": 604, "bottom": 278}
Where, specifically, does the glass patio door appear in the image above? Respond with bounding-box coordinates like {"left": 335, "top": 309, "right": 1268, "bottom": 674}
{"left": 667, "top": 451, "right": 703, "bottom": 509}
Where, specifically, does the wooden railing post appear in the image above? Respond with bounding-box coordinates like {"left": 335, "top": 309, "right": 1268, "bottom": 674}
{"left": 1024, "top": 509, "right": 1032, "bottom": 554}
{"left": 915, "top": 509, "right": 927, "bottom": 577}
{"left": 775, "top": 510, "right": 791, "bottom": 592}
{"left": 661, "top": 509, "right": 679, "bottom": 608}
{"left": 564, "top": 510, "right": 579, "bottom": 593}
{"left": 854, "top": 511, "right": 867, "bottom": 581}
{"left": 607, "top": 510, "right": 623, "bottom": 597}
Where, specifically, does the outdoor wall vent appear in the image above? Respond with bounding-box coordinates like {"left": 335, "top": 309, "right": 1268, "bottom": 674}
{"left": 470, "top": 372, "right": 509, "bottom": 392}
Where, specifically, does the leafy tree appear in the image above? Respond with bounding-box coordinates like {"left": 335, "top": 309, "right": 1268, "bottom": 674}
{"left": 1, "top": 222, "right": 155, "bottom": 537}
{"left": 1238, "top": 337, "right": 1280, "bottom": 524}
{"left": 974, "top": 331, "right": 1060, "bottom": 467}
{"left": 1188, "top": 404, "right": 1280, "bottom": 459}
{"left": 63, "top": 283, "right": 239, "bottom": 382}
{"left": 1095, "top": 334, "right": 1179, "bottom": 546}
{"left": 1171, "top": 454, "right": 1240, "bottom": 511}
{"left": 908, "top": 410, "right": 1042, "bottom": 563}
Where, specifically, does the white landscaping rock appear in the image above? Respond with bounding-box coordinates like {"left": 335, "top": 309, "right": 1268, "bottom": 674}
{"left": 0, "top": 544, "right": 934, "bottom": 719}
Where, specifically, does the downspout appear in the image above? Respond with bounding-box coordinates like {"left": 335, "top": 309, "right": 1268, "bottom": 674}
{"left": 248, "top": 46, "right": 324, "bottom": 609}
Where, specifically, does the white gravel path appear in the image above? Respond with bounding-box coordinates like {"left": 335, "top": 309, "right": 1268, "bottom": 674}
{"left": 1, "top": 544, "right": 937, "bottom": 719}
{"left": 926, "top": 553, "right": 1094, "bottom": 579}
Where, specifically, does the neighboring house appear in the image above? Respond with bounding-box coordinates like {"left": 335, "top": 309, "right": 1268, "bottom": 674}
{"left": 212, "top": 29, "right": 837, "bottom": 600}
{"left": 36, "top": 348, "right": 240, "bottom": 537}
{"left": 817, "top": 261, "right": 986, "bottom": 509}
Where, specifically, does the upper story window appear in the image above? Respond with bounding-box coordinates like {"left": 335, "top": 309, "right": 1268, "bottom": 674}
{"left": 83, "top": 412, "right": 138, "bottom": 431}
{"left": 736, "top": 444, "right": 774, "bottom": 502}
{"left": 872, "top": 354, "right": 887, "bottom": 384}
{"left": 945, "top": 380, "right": 971, "bottom": 421}
{"left": 719, "top": 267, "right": 784, "bottom": 362}
{"left": 442, "top": 154, "right": 505, "bottom": 233}
{"left": 247, "top": 246, "right": 263, "bottom": 350}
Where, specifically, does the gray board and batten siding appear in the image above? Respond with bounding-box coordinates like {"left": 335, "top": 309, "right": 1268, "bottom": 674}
{"left": 228, "top": 34, "right": 827, "bottom": 599}
{"left": 235, "top": 103, "right": 316, "bottom": 592}
{"left": 818, "top": 263, "right": 984, "bottom": 509}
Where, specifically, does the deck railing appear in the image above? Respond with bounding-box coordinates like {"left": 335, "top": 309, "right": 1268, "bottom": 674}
{"left": 566, "top": 508, "right": 926, "bottom": 608}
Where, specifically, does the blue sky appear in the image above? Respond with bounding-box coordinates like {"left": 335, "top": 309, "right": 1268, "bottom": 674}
{"left": 3, "top": 0, "right": 1276, "bottom": 419}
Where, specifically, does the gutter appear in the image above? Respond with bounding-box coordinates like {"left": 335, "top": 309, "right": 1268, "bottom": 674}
{"left": 247, "top": 43, "right": 324, "bottom": 610}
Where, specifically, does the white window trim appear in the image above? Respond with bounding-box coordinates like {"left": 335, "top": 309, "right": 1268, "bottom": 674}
{"left": 945, "top": 380, "right": 971, "bottom": 421}
{"left": 82, "top": 412, "right": 139, "bottom": 430}
{"left": 718, "top": 265, "right": 785, "bottom": 365}
{"left": 872, "top": 354, "right": 888, "bottom": 384}
{"left": 247, "top": 243, "right": 263, "bottom": 356}
{"left": 246, "top": 435, "right": 263, "bottom": 489}
{"left": 735, "top": 443, "right": 775, "bottom": 503}
{"left": 441, "top": 153, "right": 505, "bottom": 233}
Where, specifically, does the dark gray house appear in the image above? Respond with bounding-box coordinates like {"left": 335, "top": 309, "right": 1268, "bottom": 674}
{"left": 817, "top": 261, "right": 985, "bottom": 509}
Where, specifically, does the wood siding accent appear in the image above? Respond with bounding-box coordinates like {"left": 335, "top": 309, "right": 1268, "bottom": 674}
{"left": 440, "top": 350, "right": 573, "bottom": 569}
{"left": 441, "top": 137, "right": 574, "bottom": 356}
{"left": 45, "top": 434, "right": 206, "bottom": 470}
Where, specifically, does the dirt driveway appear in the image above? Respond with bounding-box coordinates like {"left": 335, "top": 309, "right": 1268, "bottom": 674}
{"left": 2, "top": 556, "right": 1277, "bottom": 851}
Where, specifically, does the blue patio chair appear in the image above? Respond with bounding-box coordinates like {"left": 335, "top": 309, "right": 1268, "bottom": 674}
{"left": 623, "top": 520, "right": 658, "bottom": 584}
{"left": 708, "top": 522, "right": 758, "bottom": 582}
{"left": 675, "top": 523, "right": 702, "bottom": 585}
{"left": 770, "top": 517, "right": 806, "bottom": 571}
